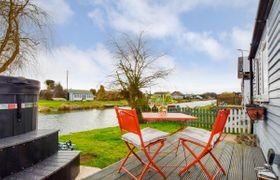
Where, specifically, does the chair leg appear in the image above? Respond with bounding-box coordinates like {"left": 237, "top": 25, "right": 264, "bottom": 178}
{"left": 118, "top": 143, "right": 144, "bottom": 173}
{"left": 179, "top": 141, "right": 201, "bottom": 175}
{"left": 209, "top": 151, "right": 226, "bottom": 175}
{"left": 140, "top": 141, "right": 166, "bottom": 179}
{"left": 147, "top": 141, "right": 166, "bottom": 178}
{"left": 196, "top": 159, "right": 213, "bottom": 180}
{"left": 175, "top": 140, "right": 180, "bottom": 157}
{"left": 118, "top": 146, "right": 135, "bottom": 172}
{"left": 179, "top": 141, "right": 212, "bottom": 179}
{"left": 179, "top": 141, "right": 222, "bottom": 180}
{"left": 126, "top": 142, "right": 145, "bottom": 164}
{"left": 182, "top": 143, "right": 188, "bottom": 166}
{"left": 180, "top": 152, "right": 213, "bottom": 179}
{"left": 120, "top": 140, "right": 166, "bottom": 180}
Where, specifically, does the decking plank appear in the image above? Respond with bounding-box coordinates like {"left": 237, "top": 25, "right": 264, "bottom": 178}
{"left": 92, "top": 137, "right": 177, "bottom": 180}
{"left": 146, "top": 143, "right": 200, "bottom": 180}
{"left": 180, "top": 145, "right": 207, "bottom": 180}
{"left": 87, "top": 135, "right": 266, "bottom": 180}
{"left": 89, "top": 139, "right": 174, "bottom": 179}
{"left": 113, "top": 138, "right": 182, "bottom": 180}
{"left": 196, "top": 142, "right": 227, "bottom": 180}
{"left": 215, "top": 142, "right": 234, "bottom": 180}
{"left": 252, "top": 147, "right": 266, "bottom": 167}
{"left": 87, "top": 150, "right": 146, "bottom": 179}
{"left": 243, "top": 145, "right": 258, "bottom": 180}
{"left": 227, "top": 143, "right": 243, "bottom": 180}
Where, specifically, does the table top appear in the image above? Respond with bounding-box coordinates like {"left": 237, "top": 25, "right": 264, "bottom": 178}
{"left": 142, "top": 112, "right": 198, "bottom": 121}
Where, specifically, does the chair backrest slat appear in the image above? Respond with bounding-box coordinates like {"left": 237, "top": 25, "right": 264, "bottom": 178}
{"left": 208, "top": 108, "right": 230, "bottom": 146}
{"left": 115, "top": 107, "right": 141, "bottom": 135}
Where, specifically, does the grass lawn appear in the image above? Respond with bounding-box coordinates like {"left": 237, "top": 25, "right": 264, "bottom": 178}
{"left": 38, "top": 99, "right": 128, "bottom": 113}
{"left": 59, "top": 122, "right": 182, "bottom": 168}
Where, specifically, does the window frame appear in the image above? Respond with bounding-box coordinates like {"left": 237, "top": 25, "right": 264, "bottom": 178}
{"left": 254, "top": 40, "right": 269, "bottom": 103}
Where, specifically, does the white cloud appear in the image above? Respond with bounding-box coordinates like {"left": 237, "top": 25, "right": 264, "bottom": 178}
{"left": 35, "top": 0, "right": 74, "bottom": 24}
{"left": 15, "top": 0, "right": 256, "bottom": 93}
{"left": 153, "top": 65, "right": 240, "bottom": 94}
{"left": 32, "top": 44, "right": 114, "bottom": 90}
{"left": 14, "top": 44, "right": 239, "bottom": 93}
{"left": 89, "top": 0, "right": 184, "bottom": 38}
{"left": 156, "top": 55, "right": 176, "bottom": 70}
{"left": 88, "top": 9, "right": 105, "bottom": 29}
{"left": 88, "top": 0, "right": 256, "bottom": 37}
{"left": 183, "top": 31, "right": 231, "bottom": 61}
{"left": 231, "top": 26, "right": 252, "bottom": 51}
{"left": 87, "top": 0, "right": 255, "bottom": 61}
{"left": 99, "top": 0, "right": 182, "bottom": 38}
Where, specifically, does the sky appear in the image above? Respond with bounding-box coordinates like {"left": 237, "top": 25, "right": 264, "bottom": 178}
{"left": 18, "top": 0, "right": 258, "bottom": 94}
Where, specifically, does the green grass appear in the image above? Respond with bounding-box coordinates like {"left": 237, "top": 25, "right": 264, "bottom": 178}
{"left": 39, "top": 100, "right": 66, "bottom": 109}
{"left": 38, "top": 99, "right": 128, "bottom": 113}
{"left": 59, "top": 122, "right": 181, "bottom": 168}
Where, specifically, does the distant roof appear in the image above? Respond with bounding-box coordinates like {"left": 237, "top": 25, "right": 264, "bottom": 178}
{"left": 68, "top": 89, "right": 92, "bottom": 94}
{"left": 171, "top": 91, "right": 184, "bottom": 96}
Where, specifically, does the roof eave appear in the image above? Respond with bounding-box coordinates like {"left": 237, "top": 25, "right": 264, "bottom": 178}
{"left": 248, "top": 0, "right": 274, "bottom": 60}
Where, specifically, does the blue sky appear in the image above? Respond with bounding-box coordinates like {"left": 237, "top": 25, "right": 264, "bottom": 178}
{"left": 23, "top": 0, "right": 258, "bottom": 93}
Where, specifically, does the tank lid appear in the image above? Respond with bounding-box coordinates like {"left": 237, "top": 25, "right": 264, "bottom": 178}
{"left": 0, "top": 75, "right": 40, "bottom": 94}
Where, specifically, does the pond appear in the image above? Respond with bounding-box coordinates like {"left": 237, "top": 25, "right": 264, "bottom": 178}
{"left": 38, "top": 109, "right": 118, "bottom": 135}
{"left": 38, "top": 100, "right": 216, "bottom": 135}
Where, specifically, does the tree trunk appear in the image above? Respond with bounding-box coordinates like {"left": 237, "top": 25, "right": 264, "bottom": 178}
{"left": 135, "top": 107, "right": 144, "bottom": 123}
{"left": 126, "top": 97, "right": 145, "bottom": 124}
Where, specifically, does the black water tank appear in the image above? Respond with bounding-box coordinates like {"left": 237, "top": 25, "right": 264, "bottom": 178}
{"left": 0, "top": 76, "right": 40, "bottom": 139}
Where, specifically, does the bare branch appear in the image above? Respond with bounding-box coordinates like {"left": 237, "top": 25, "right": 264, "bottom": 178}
{"left": 109, "top": 32, "right": 172, "bottom": 121}
{"left": 0, "top": 0, "right": 50, "bottom": 74}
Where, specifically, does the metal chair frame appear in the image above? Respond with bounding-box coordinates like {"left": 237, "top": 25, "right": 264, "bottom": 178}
{"left": 115, "top": 107, "right": 166, "bottom": 180}
{"left": 178, "top": 108, "right": 231, "bottom": 180}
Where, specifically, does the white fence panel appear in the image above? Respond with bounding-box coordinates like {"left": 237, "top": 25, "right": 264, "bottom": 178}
{"left": 224, "top": 108, "right": 251, "bottom": 133}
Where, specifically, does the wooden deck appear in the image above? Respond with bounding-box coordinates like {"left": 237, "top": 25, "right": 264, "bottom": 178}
{"left": 87, "top": 135, "right": 266, "bottom": 180}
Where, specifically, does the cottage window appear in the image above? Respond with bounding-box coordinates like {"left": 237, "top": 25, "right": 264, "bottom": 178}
{"left": 254, "top": 40, "right": 269, "bottom": 102}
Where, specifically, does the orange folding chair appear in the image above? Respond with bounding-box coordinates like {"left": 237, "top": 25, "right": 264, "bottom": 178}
{"left": 115, "top": 107, "right": 168, "bottom": 180}
{"left": 177, "top": 108, "right": 230, "bottom": 180}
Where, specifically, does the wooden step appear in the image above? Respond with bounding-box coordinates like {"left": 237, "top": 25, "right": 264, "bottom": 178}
{"left": 0, "top": 129, "right": 59, "bottom": 178}
{"left": 0, "top": 129, "right": 59, "bottom": 149}
{"left": 3, "top": 151, "right": 80, "bottom": 180}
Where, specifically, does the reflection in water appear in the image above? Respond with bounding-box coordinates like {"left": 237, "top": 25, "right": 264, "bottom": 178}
{"left": 38, "top": 109, "right": 118, "bottom": 135}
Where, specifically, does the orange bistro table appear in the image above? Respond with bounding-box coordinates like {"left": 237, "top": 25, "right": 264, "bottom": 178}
{"left": 142, "top": 112, "right": 197, "bottom": 121}
{"left": 142, "top": 112, "right": 198, "bottom": 133}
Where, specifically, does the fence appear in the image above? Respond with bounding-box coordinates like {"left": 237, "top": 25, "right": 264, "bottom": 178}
{"left": 168, "top": 107, "right": 251, "bottom": 134}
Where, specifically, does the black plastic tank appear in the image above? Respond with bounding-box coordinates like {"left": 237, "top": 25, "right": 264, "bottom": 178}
{"left": 0, "top": 76, "right": 40, "bottom": 138}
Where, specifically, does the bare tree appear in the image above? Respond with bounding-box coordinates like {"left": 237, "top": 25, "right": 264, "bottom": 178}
{"left": 111, "top": 33, "right": 172, "bottom": 122}
{"left": 0, "top": 0, "right": 49, "bottom": 74}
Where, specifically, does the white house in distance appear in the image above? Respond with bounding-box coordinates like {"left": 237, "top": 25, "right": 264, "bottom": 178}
{"left": 68, "top": 89, "right": 95, "bottom": 101}
{"left": 171, "top": 91, "right": 185, "bottom": 100}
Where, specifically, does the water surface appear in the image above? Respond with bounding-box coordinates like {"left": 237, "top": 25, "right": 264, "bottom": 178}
{"left": 38, "top": 100, "right": 216, "bottom": 135}
{"left": 38, "top": 109, "right": 118, "bottom": 135}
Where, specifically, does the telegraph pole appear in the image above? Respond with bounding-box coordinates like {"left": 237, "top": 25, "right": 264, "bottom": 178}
{"left": 66, "top": 70, "right": 69, "bottom": 91}
{"left": 66, "top": 70, "right": 69, "bottom": 100}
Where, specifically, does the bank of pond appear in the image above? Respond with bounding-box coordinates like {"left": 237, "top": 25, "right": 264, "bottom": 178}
{"left": 38, "top": 100, "right": 128, "bottom": 113}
